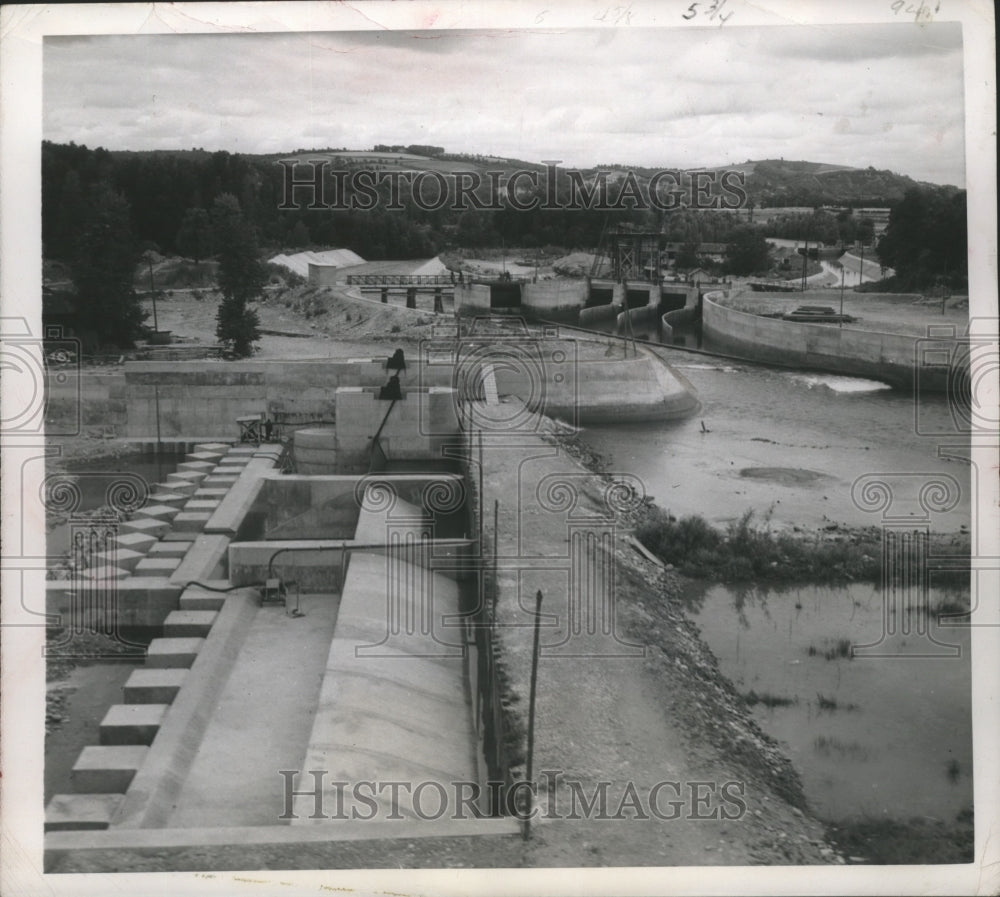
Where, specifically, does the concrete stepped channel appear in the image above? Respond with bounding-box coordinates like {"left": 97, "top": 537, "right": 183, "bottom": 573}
{"left": 45, "top": 438, "right": 520, "bottom": 865}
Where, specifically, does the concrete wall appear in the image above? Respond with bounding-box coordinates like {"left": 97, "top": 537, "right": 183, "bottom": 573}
{"left": 226, "top": 538, "right": 474, "bottom": 591}
{"left": 702, "top": 291, "right": 966, "bottom": 389}
{"left": 248, "top": 473, "right": 467, "bottom": 540}
{"left": 124, "top": 360, "right": 452, "bottom": 439}
{"left": 454, "top": 283, "right": 492, "bottom": 317}
{"left": 521, "top": 281, "right": 588, "bottom": 323}
{"left": 456, "top": 280, "right": 590, "bottom": 323}
{"left": 124, "top": 339, "right": 700, "bottom": 441}
{"left": 333, "top": 387, "right": 462, "bottom": 472}
{"left": 660, "top": 306, "right": 698, "bottom": 342}
{"left": 308, "top": 263, "right": 340, "bottom": 286}
{"left": 492, "top": 352, "right": 699, "bottom": 424}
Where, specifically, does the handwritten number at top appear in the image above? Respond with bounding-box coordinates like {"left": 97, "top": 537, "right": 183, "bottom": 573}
{"left": 683, "top": 0, "right": 734, "bottom": 25}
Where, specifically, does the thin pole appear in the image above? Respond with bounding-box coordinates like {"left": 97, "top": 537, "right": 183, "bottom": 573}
{"left": 839, "top": 265, "right": 845, "bottom": 329}
{"left": 154, "top": 384, "right": 161, "bottom": 451}
{"left": 858, "top": 240, "right": 865, "bottom": 287}
{"left": 148, "top": 258, "right": 159, "bottom": 332}
{"left": 523, "top": 588, "right": 543, "bottom": 841}
{"left": 478, "top": 430, "right": 484, "bottom": 551}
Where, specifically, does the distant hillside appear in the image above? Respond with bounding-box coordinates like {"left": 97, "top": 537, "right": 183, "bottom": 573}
{"left": 102, "top": 144, "right": 952, "bottom": 207}
{"left": 735, "top": 159, "right": 957, "bottom": 208}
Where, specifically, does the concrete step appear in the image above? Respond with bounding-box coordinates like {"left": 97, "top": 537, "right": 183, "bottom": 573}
{"left": 160, "top": 531, "right": 198, "bottom": 542}
{"left": 192, "top": 488, "right": 229, "bottom": 499}
{"left": 194, "top": 442, "right": 232, "bottom": 454}
{"left": 227, "top": 446, "right": 258, "bottom": 456}
{"left": 178, "top": 587, "right": 227, "bottom": 611}
{"left": 45, "top": 793, "right": 124, "bottom": 832}
{"left": 163, "top": 609, "right": 218, "bottom": 637}
{"left": 99, "top": 703, "right": 168, "bottom": 745}
{"left": 112, "top": 531, "right": 158, "bottom": 553}
{"left": 156, "top": 479, "right": 198, "bottom": 496}
{"left": 186, "top": 450, "right": 225, "bottom": 463}
{"left": 147, "top": 490, "right": 189, "bottom": 507}
{"left": 71, "top": 745, "right": 147, "bottom": 793}
{"left": 215, "top": 458, "right": 250, "bottom": 471}
{"left": 167, "top": 470, "right": 209, "bottom": 486}
{"left": 178, "top": 460, "right": 216, "bottom": 473}
{"left": 147, "top": 541, "right": 193, "bottom": 558}
{"left": 201, "top": 475, "right": 239, "bottom": 487}
{"left": 183, "top": 499, "right": 222, "bottom": 513}
{"left": 123, "top": 668, "right": 187, "bottom": 704}
{"left": 172, "top": 511, "right": 213, "bottom": 533}
{"left": 133, "top": 503, "right": 181, "bottom": 522}
{"left": 145, "top": 637, "right": 205, "bottom": 668}
{"left": 134, "top": 556, "right": 182, "bottom": 576}
{"left": 90, "top": 547, "right": 144, "bottom": 572}
{"left": 120, "top": 517, "right": 170, "bottom": 539}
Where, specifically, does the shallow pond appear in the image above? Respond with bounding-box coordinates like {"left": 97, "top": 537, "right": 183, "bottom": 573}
{"left": 686, "top": 581, "right": 973, "bottom": 822}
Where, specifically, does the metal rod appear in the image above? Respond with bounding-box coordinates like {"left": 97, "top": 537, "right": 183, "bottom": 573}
{"left": 148, "top": 257, "right": 159, "bottom": 332}
{"left": 154, "top": 385, "right": 161, "bottom": 451}
{"left": 478, "top": 430, "right": 484, "bottom": 551}
{"left": 839, "top": 264, "right": 845, "bottom": 329}
{"left": 492, "top": 499, "right": 499, "bottom": 620}
{"left": 523, "top": 588, "right": 544, "bottom": 841}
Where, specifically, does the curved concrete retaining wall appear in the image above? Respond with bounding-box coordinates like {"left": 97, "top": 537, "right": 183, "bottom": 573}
{"left": 661, "top": 306, "right": 699, "bottom": 342}
{"left": 493, "top": 353, "right": 698, "bottom": 423}
{"left": 702, "top": 291, "right": 965, "bottom": 389}
{"left": 617, "top": 304, "right": 660, "bottom": 334}
{"left": 521, "top": 281, "right": 587, "bottom": 322}
{"left": 578, "top": 303, "right": 621, "bottom": 327}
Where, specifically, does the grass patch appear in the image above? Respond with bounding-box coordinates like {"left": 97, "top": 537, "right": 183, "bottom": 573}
{"left": 815, "top": 693, "right": 858, "bottom": 712}
{"left": 635, "top": 507, "right": 878, "bottom": 585}
{"left": 808, "top": 638, "right": 853, "bottom": 661}
{"left": 826, "top": 811, "right": 973, "bottom": 864}
{"left": 634, "top": 506, "right": 969, "bottom": 587}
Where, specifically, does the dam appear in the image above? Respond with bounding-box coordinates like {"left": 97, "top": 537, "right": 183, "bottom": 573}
{"left": 43, "top": 330, "right": 705, "bottom": 862}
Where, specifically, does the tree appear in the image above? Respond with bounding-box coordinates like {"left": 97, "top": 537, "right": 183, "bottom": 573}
{"left": 723, "top": 226, "right": 772, "bottom": 275}
{"left": 176, "top": 207, "right": 214, "bottom": 263}
{"left": 877, "top": 187, "right": 967, "bottom": 289}
{"left": 675, "top": 239, "right": 701, "bottom": 271}
{"left": 71, "top": 183, "right": 146, "bottom": 349}
{"left": 212, "top": 194, "right": 263, "bottom": 357}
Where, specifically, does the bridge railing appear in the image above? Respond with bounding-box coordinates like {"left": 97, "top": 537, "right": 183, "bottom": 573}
{"left": 346, "top": 274, "right": 455, "bottom": 286}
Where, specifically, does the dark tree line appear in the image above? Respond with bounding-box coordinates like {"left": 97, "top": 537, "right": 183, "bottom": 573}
{"left": 42, "top": 141, "right": 652, "bottom": 264}
{"left": 877, "top": 186, "right": 967, "bottom": 290}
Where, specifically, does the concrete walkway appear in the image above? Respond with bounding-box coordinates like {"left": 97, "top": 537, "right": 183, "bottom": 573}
{"left": 475, "top": 416, "right": 831, "bottom": 864}
{"left": 292, "top": 551, "right": 479, "bottom": 823}
{"left": 167, "top": 593, "right": 341, "bottom": 827}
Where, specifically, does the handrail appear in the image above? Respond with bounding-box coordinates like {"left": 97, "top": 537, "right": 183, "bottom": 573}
{"left": 369, "top": 397, "right": 398, "bottom": 472}
{"left": 371, "top": 398, "right": 397, "bottom": 444}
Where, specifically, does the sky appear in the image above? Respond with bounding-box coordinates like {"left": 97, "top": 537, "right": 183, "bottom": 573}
{"left": 43, "top": 22, "right": 967, "bottom": 186}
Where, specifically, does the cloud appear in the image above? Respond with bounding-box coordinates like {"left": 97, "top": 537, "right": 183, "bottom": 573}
{"left": 41, "top": 24, "right": 966, "bottom": 185}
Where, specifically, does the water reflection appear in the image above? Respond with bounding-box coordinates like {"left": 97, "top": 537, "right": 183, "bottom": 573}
{"left": 686, "top": 581, "right": 973, "bottom": 821}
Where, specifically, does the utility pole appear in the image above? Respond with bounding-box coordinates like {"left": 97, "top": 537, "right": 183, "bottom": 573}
{"left": 839, "top": 264, "right": 846, "bottom": 328}
{"left": 146, "top": 255, "right": 159, "bottom": 332}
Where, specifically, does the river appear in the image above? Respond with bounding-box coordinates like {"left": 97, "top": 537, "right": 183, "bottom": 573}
{"left": 582, "top": 347, "right": 973, "bottom": 826}
{"left": 582, "top": 349, "right": 969, "bottom": 533}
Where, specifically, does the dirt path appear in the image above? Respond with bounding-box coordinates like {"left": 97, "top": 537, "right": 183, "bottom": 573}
{"left": 476, "top": 423, "right": 834, "bottom": 865}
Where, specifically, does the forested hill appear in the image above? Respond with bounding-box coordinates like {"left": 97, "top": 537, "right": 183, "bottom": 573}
{"left": 42, "top": 141, "right": 958, "bottom": 264}
{"left": 734, "top": 159, "right": 959, "bottom": 208}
